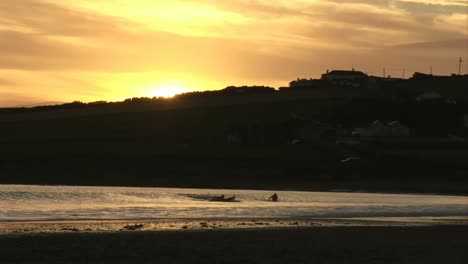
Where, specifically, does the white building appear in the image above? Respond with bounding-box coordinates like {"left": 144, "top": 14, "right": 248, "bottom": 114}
{"left": 416, "top": 91, "right": 443, "bottom": 102}
{"left": 353, "top": 120, "right": 410, "bottom": 137}
{"left": 387, "top": 121, "right": 410, "bottom": 137}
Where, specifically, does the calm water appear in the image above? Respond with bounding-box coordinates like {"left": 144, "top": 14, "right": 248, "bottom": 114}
{"left": 0, "top": 185, "right": 467, "bottom": 222}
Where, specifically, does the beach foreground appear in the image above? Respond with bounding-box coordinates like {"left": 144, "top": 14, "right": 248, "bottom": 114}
{"left": 1, "top": 219, "right": 468, "bottom": 263}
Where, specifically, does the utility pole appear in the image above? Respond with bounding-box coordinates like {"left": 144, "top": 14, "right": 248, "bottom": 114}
{"left": 383, "top": 67, "right": 386, "bottom": 78}
{"left": 459, "top": 57, "right": 463, "bottom": 75}
{"left": 402, "top": 68, "right": 406, "bottom": 79}
{"left": 430, "top": 66, "right": 433, "bottom": 75}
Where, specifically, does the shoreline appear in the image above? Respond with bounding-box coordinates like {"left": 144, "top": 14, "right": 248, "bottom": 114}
{"left": 2, "top": 217, "right": 468, "bottom": 235}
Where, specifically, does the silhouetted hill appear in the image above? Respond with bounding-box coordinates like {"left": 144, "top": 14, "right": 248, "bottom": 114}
{"left": 1, "top": 80, "right": 467, "bottom": 194}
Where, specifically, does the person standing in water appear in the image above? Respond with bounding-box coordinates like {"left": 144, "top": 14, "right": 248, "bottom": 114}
{"left": 268, "top": 193, "right": 278, "bottom": 202}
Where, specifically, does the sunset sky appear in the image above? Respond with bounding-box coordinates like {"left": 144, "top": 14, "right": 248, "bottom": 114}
{"left": 0, "top": 0, "right": 467, "bottom": 106}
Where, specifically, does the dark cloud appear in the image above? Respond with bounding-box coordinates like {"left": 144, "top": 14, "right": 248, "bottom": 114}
{"left": 324, "top": 0, "right": 467, "bottom": 15}
{"left": 1, "top": 0, "right": 465, "bottom": 72}
{"left": 0, "top": 0, "right": 136, "bottom": 71}
{"left": 393, "top": 38, "right": 468, "bottom": 50}
{"left": 0, "top": 0, "right": 131, "bottom": 38}
{"left": 0, "top": 0, "right": 319, "bottom": 80}
{"left": 193, "top": 0, "right": 467, "bottom": 47}
{"left": 0, "top": 0, "right": 288, "bottom": 76}
{"left": 0, "top": 91, "right": 41, "bottom": 107}
{"left": 395, "top": 1, "right": 468, "bottom": 15}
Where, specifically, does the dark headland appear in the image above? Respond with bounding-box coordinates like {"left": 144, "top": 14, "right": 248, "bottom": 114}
{"left": 1, "top": 71, "right": 468, "bottom": 195}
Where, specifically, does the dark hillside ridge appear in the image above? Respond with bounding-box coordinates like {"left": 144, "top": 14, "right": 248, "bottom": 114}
{"left": 1, "top": 76, "right": 467, "bottom": 194}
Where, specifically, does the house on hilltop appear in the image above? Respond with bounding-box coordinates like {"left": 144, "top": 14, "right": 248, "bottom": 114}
{"left": 289, "top": 78, "right": 323, "bottom": 89}
{"left": 321, "top": 70, "right": 369, "bottom": 88}
{"left": 321, "top": 70, "right": 368, "bottom": 82}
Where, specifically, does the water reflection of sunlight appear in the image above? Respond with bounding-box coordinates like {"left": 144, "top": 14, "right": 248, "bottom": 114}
{"left": 1, "top": 185, "right": 468, "bottom": 221}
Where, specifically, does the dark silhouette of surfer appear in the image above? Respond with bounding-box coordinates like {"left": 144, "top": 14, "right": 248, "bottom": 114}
{"left": 268, "top": 193, "right": 278, "bottom": 202}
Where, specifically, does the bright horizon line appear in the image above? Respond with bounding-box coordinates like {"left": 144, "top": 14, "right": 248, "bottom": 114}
{"left": 6, "top": 69, "right": 466, "bottom": 108}
{"left": 1, "top": 0, "right": 466, "bottom": 108}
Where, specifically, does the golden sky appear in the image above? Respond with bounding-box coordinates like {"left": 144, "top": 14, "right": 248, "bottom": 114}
{"left": 0, "top": 0, "right": 467, "bottom": 106}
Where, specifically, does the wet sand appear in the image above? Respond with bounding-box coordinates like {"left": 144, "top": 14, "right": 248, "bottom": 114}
{"left": 1, "top": 217, "right": 468, "bottom": 234}
{"left": 1, "top": 218, "right": 468, "bottom": 263}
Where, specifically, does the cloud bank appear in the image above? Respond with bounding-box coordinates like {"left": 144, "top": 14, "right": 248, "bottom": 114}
{"left": 0, "top": 0, "right": 466, "bottom": 106}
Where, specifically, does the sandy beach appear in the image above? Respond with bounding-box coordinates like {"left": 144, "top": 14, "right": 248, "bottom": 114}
{"left": 1, "top": 218, "right": 468, "bottom": 263}
{"left": 1, "top": 217, "right": 468, "bottom": 234}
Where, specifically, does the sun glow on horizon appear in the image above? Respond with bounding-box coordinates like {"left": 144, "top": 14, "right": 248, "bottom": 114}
{"left": 1, "top": 0, "right": 467, "bottom": 107}
{"left": 148, "top": 85, "right": 188, "bottom": 98}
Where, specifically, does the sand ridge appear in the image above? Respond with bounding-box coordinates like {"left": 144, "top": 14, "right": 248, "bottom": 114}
{"left": 1, "top": 217, "right": 468, "bottom": 235}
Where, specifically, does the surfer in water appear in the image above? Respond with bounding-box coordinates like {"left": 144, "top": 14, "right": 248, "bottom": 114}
{"left": 268, "top": 193, "right": 279, "bottom": 202}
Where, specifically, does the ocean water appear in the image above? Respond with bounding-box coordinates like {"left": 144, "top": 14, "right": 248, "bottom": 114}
{"left": 0, "top": 185, "right": 467, "bottom": 222}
